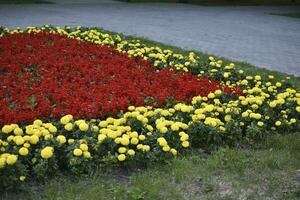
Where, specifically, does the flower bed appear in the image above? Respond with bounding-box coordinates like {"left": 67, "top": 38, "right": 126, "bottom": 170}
{"left": 0, "top": 26, "right": 299, "bottom": 188}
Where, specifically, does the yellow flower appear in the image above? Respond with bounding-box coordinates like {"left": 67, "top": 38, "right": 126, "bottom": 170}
{"left": 0, "top": 158, "right": 6, "bottom": 168}
{"left": 64, "top": 123, "right": 73, "bottom": 131}
{"left": 99, "top": 121, "right": 108, "bottom": 127}
{"left": 68, "top": 139, "right": 75, "bottom": 144}
{"left": 117, "top": 154, "right": 126, "bottom": 161}
{"left": 56, "top": 135, "right": 66, "bottom": 144}
{"left": 19, "top": 147, "right": 29, "bottom": 156}
{"left": 296, "top": 106, "right": 300, "bottom": 113}
{"left": 83, "top": 151, "right": 91, "bottom": 158}
{"left": 257, "top": 121, "right": 264, "bottom": 127}
{"left": 80, "top": 144, "right": 88, "bottom": 151}
{"left": 73, "top": 148, "right": 83, "bottom": 156}
{"left": 41, "top": 146, "right": 54, "bottom": 159}
{"left": 48, "top": 126, "right": 57, "bottom": 133}
{"left": 208, "top": 93, "right": 215, "bottom": 99}
{"left": 269, "top": 101, "right": 277, "bottom": 108}
{"left": 19, "top": 176, "right": 26, "bottom": 182}
{"left": 138, "top": 135, "right": 146, "bottom": 141}
{"left": 157, "top": 137, "right": 167, "bottom": 146}
{"left": 118, "top": 147, "right": 127, "bottom": 154}
{"left": 79, "top": 122, "right": 89, "bottom": 132}
{"left": 275, "top": 121, "right": 281, "bottom": 126}
{"left": 92, "top": 126, "right": 99, "bottom": 132}
{"left": 182, "top": 141, "right": 190, "bottom": 148}
{"left": 14, "top": 127, "right": 23, "bottom": 135}
{"left": 15, "top": 137, "right": 25, "bottom": 146}
{"left": 33, "top": 119, "right": 43, "bottom": 126}
{"left": 6, "top": 154, "right": 18, "bottom": 165}
{"left": 162, "top": 146, "right": 170, "bottom": 152}
{"left": 128, "top": 149, "right": 135, "bottom": 156}
{"left": 130, "top": 137, "right": 139, "bottom": 145}
{"left": 120, "top": 137, "right": 130, "bottom": 146}
{"left": 224, "top": 115, "right": 231, "bottom": 122}
{"left": 98, "top": 134, "right": 107, "bottom": 143}
{"left": 180, "top": 134, "right": 189, "bottom": 141}
{"left": 2, "top": 125, "right": 12, "bottom": 134}
{"left": 30, "top": 135, "right": 39, "bottom": 145}
{"left": 60, "top": 115, "right": 70, "bottom": 125}
{"left": 170, "top": 148, "right": 177, "bottom": 156}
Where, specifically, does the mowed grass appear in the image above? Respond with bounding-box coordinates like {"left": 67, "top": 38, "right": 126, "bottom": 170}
{"left": 1, "top": 28, "right": 300, "bottom": 199}
{"left": 3, "top": 133, "right": 300, "bottom": 200}
{"left": 271, "top": 12, "right": 300, "bottom": 19}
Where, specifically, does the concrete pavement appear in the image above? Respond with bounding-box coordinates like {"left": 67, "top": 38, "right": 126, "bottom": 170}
{"left": 0, "top": 3, "right": 299, "bottom": 76}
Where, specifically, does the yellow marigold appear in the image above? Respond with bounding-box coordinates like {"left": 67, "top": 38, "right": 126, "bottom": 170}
{"left": 182, "top": 141, "right": 190, "bottom": 148}
{"left": 128, "top": 149, "right": 135, "bottom": 156}
{"left": 138, "top": 135, "right": 146, "bottom": 141}
{"left": 157, "top": 137, "right": 168, "bottom": 146}
{"left": 80, "top": 144, "right": 88, "bottom": 151}
{"left": 130, "top": 137, "right": 139, "bottom": 145}
{"left": 19, "top": 147, "right": 29, "bottom": 156}
{"left": 60, "top": 115, "right": 70, "bottom": 125}
{"left": 0, "top": 158, "right": 6, "bottom": 168}
{"left": 1, "top": 125, "right": 12, "bottom": 134}
{"left": 83, "top": 151, "right": 91, "bottom": 158}
{"left": 33, "top": 119, "right": 43, "bottom": 126}
{"left": 15, "top": 136, "right": 25, "bottom": 146}
{"left": 30, "top": 135, "right": 39, "bottom": 145}
{"left": 73, "top": 148, "right": 83, "bottom": 156}
{"left": 19, "top": 176, "right": 26, "bottom": 182}
{"left": 41, "top": 146, "right": 54, "bottom": 159}
{"left": 275, "top": 121, "right": 281, "bottom": 126}
{"left": 68, "top": 139, "right": 75, "bottom": 144}
{"left": 56, "top": 135, "right": 66, "bottom": 144}
{"left": 79, "top": 122, "right": 89, "bottom": 132}
{"left": 48, "top": 126, "right": 57, "bottom": 133}
{"left": 257, "top": 121, "right": 264, "bottom": 127}
{"left": 6, "top": 154, "right": 18, "bottom": 165}
{"left": 170, "top": 148, "right": 177, "bottom": 156}
{"left": 162, "top": 146, "right": 170, "bottom": 152}
{"left": 118, "top": 147, "right": 127, "bottom": 154}
{"left": 64, "top": 123, "right": 73, "bottom": 131}
{"left": 117, "top": 154, "right": 126, "bottom": 161}
{"left": 120, "top": 137, "right": 130, "bottom": 146}
{"left": 14, "top": 127, "right": 23, "bottom": 135}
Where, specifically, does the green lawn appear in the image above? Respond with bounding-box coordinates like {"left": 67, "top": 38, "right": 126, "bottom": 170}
{"left": 271, "top": 12, "right": 300, "bottom": 19}
{"left": 3, "top": 133, "right": 300, "bottom": 199}
{"left": 0, "top": 0, "right": 50, "bottom": 4}
{"left": 120, "top": 0, "right": 300, "bottom": 6}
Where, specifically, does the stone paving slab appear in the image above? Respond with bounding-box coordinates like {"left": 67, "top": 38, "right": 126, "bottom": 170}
{"left": 0, "top": 3, "right": 299, "bottom": 76}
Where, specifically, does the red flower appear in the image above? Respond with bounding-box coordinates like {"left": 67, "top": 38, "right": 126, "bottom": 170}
{"left": 0, "top": 32, "right": 238, "bottom": 125}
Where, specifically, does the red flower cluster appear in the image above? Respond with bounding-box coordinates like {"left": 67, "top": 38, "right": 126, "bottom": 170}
{"left": 0, "top": 33, "right": 236, "bottom": 125}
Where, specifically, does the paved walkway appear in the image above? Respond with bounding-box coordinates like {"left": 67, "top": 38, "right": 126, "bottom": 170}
{"left": 0, "top": 3, "right": 299, "bottom": 76}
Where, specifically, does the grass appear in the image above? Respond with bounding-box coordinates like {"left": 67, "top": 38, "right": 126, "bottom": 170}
{"left": 0, "top": 0, "right": 50, "bottom": 4}
{"left": 2, "top": 133, "right": 300, "bottom": 200}
{"left": 120, "top": 0, "right": 300, "bottom": 6}
{"left": 1, "top": 27, "right": 300, "bottom": 199}
{"left": 271, "top": 12, "right": 300, "bottom": 19}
